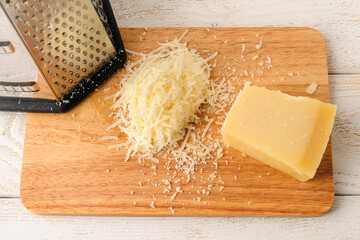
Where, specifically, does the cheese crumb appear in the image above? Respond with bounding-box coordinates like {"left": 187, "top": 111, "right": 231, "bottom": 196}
{"left": 255, "top": 39, "right": 263, "bottom": 49}
{"left": 306, "top": 82, "right": 318, "bottom": 94}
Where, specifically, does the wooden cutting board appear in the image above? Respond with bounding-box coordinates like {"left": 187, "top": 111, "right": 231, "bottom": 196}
{"left": 21, "top": 27, "right": 334, "bottom": 216}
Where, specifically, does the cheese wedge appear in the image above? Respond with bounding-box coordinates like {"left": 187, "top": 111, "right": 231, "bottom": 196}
{"left": 221, "top": 85, "right": 337, "bottom": 181}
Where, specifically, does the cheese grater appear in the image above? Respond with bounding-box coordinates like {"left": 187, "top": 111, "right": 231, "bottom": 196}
{"left": 0, "top": 0, "right": 126, "bottom": 112}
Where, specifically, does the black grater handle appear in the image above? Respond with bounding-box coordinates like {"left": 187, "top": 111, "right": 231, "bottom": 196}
{"left": 0, "top": 97, "right": 61, "bottom": 112}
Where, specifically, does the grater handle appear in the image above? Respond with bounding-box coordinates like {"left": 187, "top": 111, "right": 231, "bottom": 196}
{"left": 0, "top": 40, "right": 39, "bottom": 93}
{"left": 0, "top": 97, "right": 61, "bottom": 112}
{"left": 0, "top": 40, "right": 15, "bottom": 54}
{"left": 0, "top": 80, "right": 40, "bottom": 92}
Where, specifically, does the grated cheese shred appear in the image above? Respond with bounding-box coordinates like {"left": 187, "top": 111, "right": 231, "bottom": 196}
{"left": 110, "top": 32, "right": 211, "bottom": 156}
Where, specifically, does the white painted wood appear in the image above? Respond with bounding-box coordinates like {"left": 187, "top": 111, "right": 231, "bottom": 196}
{"left": 0, "top": 196, "right": 359, "bottom": 240}
{"left": 0, "top": 8, "right": 29, "bottom": 197}
{"left": 330, "top": 75, "right": 360, "bottom": 194}
{"left": 109, "top": 0, "right": 360, "bottom": 73}
{"left": 0, "top": 112, "right": 25, "bottom": 197}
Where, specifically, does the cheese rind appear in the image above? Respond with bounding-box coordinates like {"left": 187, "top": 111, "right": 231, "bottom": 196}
{"left": 222, "top": 86, "right": 337, "bottom": 181}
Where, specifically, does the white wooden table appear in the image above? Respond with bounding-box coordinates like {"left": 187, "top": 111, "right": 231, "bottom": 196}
{"left": 1, "top": 1, "right": 359, "bottom": 239}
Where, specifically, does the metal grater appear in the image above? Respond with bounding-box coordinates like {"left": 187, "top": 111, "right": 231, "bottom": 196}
{"left": 0, "top": 0, "right": 126, "bottom": 112}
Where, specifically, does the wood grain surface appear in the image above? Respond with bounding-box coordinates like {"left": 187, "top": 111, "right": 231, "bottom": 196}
{"left": 21, "top": 27, "right": 333, "bottom": 216}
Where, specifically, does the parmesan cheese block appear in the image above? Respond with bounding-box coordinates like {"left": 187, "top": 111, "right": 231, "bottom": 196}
{"left": 221, "top": 86, "right": 337, "bottom": 181}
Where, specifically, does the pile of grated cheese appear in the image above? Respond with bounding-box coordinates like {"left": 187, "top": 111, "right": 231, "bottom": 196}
{"left": 108, "top": 31, "right": 225, "bottom": 164}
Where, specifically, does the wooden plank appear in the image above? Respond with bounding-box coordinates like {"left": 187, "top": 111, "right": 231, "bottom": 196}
{"left": 109, "top": 0, "right": 360, "bottom": 73}
{"left": 0, "top": 112, "right": 25, "bottom": 197}
{"left": 330, "top": 75, "right": 360, "bottom": 194}
{"left": 21, "top": 27, "right": 334, "bottom": 215}
{"left": 0, "top": 196, "right": 360, "bottom": 240}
